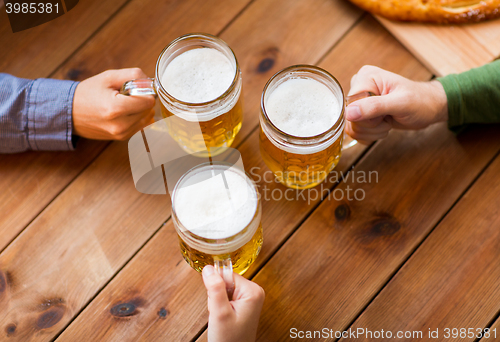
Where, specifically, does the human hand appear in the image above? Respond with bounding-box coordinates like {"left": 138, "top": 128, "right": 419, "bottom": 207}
{"left": 202, "top": 266, "right": 265, "bottom": 342}
{"left": 345, "top": 65, "right": 448, "bottom": 144}
{"left": 73, "top": 68, "right": 155, "bottom": 140}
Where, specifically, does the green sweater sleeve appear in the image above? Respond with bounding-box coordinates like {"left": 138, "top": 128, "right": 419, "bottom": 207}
{"left": 437, "top": 59, "right": 500, "bottom": 133}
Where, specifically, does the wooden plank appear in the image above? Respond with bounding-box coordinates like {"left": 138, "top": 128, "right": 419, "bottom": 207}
{"left": 53, "top": 0, "right": 364, "bottom": 148}
{"left": 0, "top": 141, "right": 171, "bottom": 340}
{"left": 463, "top": 20, "right": 500, "bottom": 58}
{"left": 54, "top": 16, "right": 433, "bottom": 342}
{"left": 0, "top": 0, "right": 126, "bottom": 254}
{"left": 479, "top": 319, "right": 500, "bottom": 341}
{"left": 377, "top": 16, "right": 498, "bottom": 76}
{"left": 49, "top": 0, "right": 365, "bottom": 339}
{"left": 0, "top": 140, "right": 106, "bottom": 251}
{"left": 0, "top": 0, "right": 127, "bottom": 78}
{"left": 251, "top": 123, "right": 500, "bottom": 337}
{"left": 218, "top": 0, "right": 362, "bottom": 145}
{"left": 341, "top": 153, "right": 500, "bottom": 341}
{"left": 0, "top": 1, "right": 251, "bottom": 341}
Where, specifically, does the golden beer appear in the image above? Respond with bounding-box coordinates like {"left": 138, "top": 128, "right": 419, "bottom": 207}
{"left": 259, "top": 65, "right": 346, "bottom": 189}
{"left": 120, "top": 33, "right": 243, "bottom": 158}
{"left": 158, "top": 34, "right": 243, "bottom": 157}
{"left": 178, "top": 223, "right": 262, "bottom": 274}
{"left": 259, "top": 129, "right": 342, "bottom": 189}
{"left": 172, "top": 163, "right": 263, "bottom": 275}
{"left": 160, "top": 95, "right": 243, "bottom": 157}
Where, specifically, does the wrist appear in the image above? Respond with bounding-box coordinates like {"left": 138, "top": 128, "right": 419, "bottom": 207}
{"left": 427, "top": 80, "right": 448, "bottom": 124}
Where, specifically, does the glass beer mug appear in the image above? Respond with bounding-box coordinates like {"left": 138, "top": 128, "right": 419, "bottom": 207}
{"left": 171, "top": 162, "right": 263, "bottom": 297}
{"left": 121, "top": 33, "right": 243, "bottom": 157}
{"left": 259, "top": 65, "right": 368, "bottom": 189}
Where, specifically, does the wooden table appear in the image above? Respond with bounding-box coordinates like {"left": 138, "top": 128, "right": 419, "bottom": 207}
{"left": 2, "top": 1, "right": 500, "bottom": 341}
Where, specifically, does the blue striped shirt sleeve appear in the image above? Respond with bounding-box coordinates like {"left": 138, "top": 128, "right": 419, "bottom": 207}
{"left": 0, "top": 73, "right": 79, "bottom": 153}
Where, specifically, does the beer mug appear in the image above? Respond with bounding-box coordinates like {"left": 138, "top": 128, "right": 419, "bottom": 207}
{"left": 259, "top": 65, "right": 369, "bottom": 189}
{"left": 171, "top": 162, "right": 263, "bottom": 297}
{"left": 121, "top": 33, "right": 243, "bottom": 157}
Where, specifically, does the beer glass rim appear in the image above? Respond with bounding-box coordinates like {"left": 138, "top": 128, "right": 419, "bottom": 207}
{"left": 171, "top": 162, "right": 261, "bottom": 247}
{"left": 260, "top": 64, "right": 345, "bottom": 142}
{"left": 155, "top": 33, "right": 240, "bottom": 107}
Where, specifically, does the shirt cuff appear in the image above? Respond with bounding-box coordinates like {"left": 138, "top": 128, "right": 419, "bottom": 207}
{"left": 437, "top": 75, "right": 466, "bottom": 133}
{"left": 26, "top": 78, "right": 79, "bottom": 151}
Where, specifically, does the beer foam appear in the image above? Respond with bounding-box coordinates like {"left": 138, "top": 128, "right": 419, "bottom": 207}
{"left": 266, "top": 78, "right": 341, "bottom": 137}
{"left": 162, "top": 48, "right": 235, "bottom": 103}
{"left": 173, "top": 166, "right": 257, "bottom": 240}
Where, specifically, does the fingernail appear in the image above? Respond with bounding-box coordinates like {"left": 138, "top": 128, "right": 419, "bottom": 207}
{"left": 203, "top": 266, "right": 214, "bottom": 276}
{"left": 346, "top": 105, "right": 361, "bottom": 121}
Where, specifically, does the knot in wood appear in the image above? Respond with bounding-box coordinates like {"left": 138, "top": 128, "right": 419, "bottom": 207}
{"left": 111, "top": 303, "right": 137, "bottom": 317}
{"left": 258, "top": 58, "right": 275, "bottom": 73}
{"left": 335, "top": 204, "right": 350, "bottom": 221}
{"left": 371, "top": 219, "right": 401, "bottom": 236}
{"left": 0, "top": 271, "right": 6, "bottom": 293}
{"left": 157, "top": 307, "right": 169, "bottom": 319}
{"left": 5, "top": 323, "right": 16, "bottom": 335}
{"left": 37, "top": 306, "right": 65, "bottom": 329}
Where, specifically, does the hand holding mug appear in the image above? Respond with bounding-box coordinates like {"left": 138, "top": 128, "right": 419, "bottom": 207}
{"left": 73, "top": 68, "right": 155, "bottom": 140}
{"left": 203, "top": 266, "right": 265, "bottom": 342}
{"left": 345, "top": 65, "right": 448, "bottom": 144}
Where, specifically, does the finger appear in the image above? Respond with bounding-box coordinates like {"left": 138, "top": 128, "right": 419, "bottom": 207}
{"left": 102, "top": 68, "right": 149, "bottom": 89}
{"left": 345, "top": 121, "right": 389, "bottom": 143}
{"left": 97, "top": 68, "right": 155, "bottom": 117}
{"left": 347, "top": 65, "right": 384, "bottom": 97}
{"left": 356, "top": 139, "right": 376, "bottom": 145}
{"left": 115, "top": 109, "right": 155, "bottom": 140}
{"left": 350, "top": 73, "right": 357, "bottom": 89}
{"left": 348, "top": 65, "right": 406, "bottom": 98}
{"left": 350, "top": 120, "right": 391, "bottom": 135}
{"left": 345, "top": 92, "right": 407, "bottom": 122}
{"left": 105, "top": 110, "right": 148, "bottom": 137}
{"left": 107, "top": 92, "right": 155, "bottom": 117}
{"left": 202, "top": 266, "right": 233, "bottom": 317}
{"left": 346, "top": 112, "right": 384, "bottom": 128}
{"left": 232, "top": 273, "right": 265, "bottom": 304}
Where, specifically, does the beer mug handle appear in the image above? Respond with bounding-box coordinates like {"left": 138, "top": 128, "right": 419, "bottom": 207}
{"left": 214, "top": 257, "right": 235, "bottom": 300}
{"left": 120, "top": 78, "right": 156, "bottom": 96}
{"left": 343, "top": 91, "right": 374, "bottom": 150}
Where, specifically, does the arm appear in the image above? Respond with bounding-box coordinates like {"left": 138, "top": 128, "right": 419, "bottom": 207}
{"left": 0, "top": 69, "right": 155, "bottom": 154}
{"left": 438, "top": 59, "right": 500, "bottom": 132}
{"left": 344, "top": 61, "right": 500, "bottom": 144}
{"left": 0, "top": 73, "right": 78, "bottom": 153}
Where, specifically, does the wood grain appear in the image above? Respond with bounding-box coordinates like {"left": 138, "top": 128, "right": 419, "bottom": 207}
{"left": 341, "top": 153, "right": 500, "bottom": 341}
{"left": 0, "top": 140, "right": 106, "bottom": 252}
{"left": 0, "top": 0, "right": 126, "bottom": 255}
{"left": 52, "top": 0, "right": 252, "bottom": 80}
{"left": 463, "top": 19, "right": 500, "bottom": 58}
{"left": 0, "top": 1, "right": 252, "bottom": 341}
{"left": 218, "top": 0, "right": 363, "bottom": 145}
{"left": 53, "top": 0, "right": 364, "bottom": 149}
{"left": 54, "top": 16, "right": 433, "bottom": 342}
{"left": 0, "top": 0, "right": 127, "bottom": 78}
{"left": 479, "top": 318, "right": 500, "bottom": 341}
{"left": 252, "top": 120, "right": 500, "bottom": 341}
{"left": 0, "top": 141, "right": 171, "bottom": 341}
{"left": 377, "top": 16, "right": 500, "bottom": 76}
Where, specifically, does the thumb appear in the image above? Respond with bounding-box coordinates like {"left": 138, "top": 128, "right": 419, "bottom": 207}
{"left": 346, "top": 93, "right": 400, "bottom": 122}
{"left": 202, "top": 266, "right": 233, "bottom": 316}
